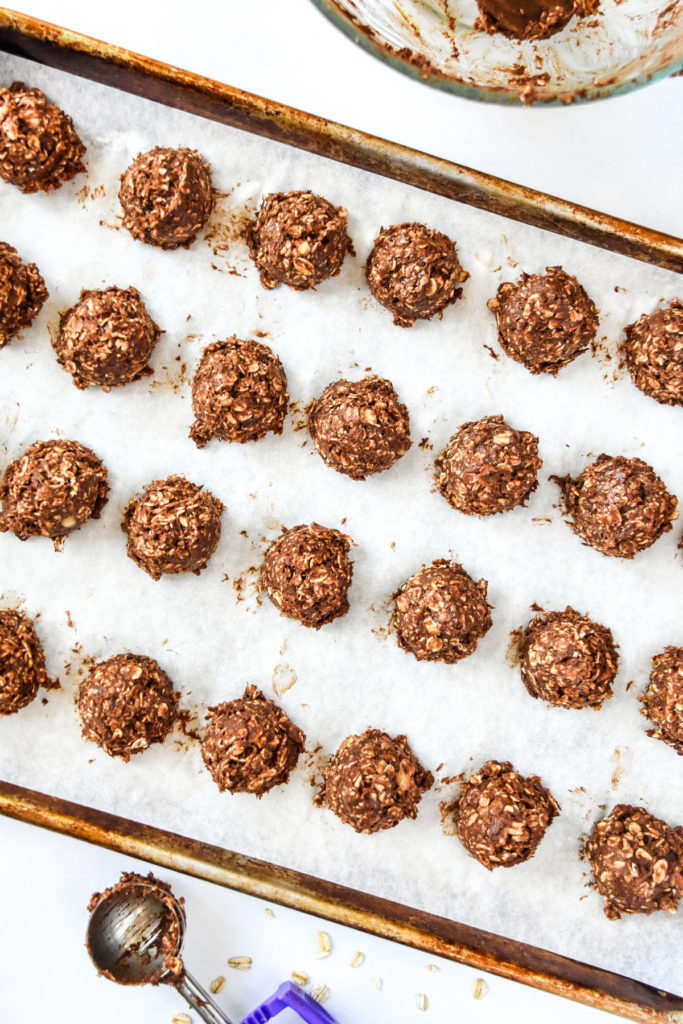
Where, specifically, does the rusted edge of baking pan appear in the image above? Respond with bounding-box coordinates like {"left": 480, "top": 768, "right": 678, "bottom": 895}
{"left": 1, "top": 781, "right": 681, "bottom": 1024}
{"left": 0, "top": 7, "right": 681, "bottom": 274}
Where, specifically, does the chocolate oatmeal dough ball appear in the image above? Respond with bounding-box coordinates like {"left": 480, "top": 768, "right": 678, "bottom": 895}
{"left": 584, "top": 805, "right": 683, "bottom": 920}
{"left": 455, "top": 760, "right": 559, "bottom": 869}
{"left": 309, "top": 376, "right": 411, "bottom": 480}
{"left": 315, "top": 728, "right": 433, "bottom": 834}
{"left": 488, "top": 267, "right": 598, "bottom": 375}
{"left": 0, "top": 82, "right": 85, "bottom": 194}
{"left": 553, "top": 455, "right": 677, "bottom": 559}
{"left": 119, "top": 147, "right": 213, "bottom": 250}
{"left": 623, "top": 300, "right": 683, "bottom": 407}
{"left": 519, "top": 607, "right": 618, "bottom": 710}
{"left": 261, "top": 523, "right": 353, "bottom": 629}
{"left": 123, "top": 475, "right": 224, "bottom": 580}
{"left": 0, "top": 242, "right": 48, "bottom": 348}
{"left": 436, "top": 414, "right": 541, "bottom": 516}
{"left": 393, "top": 560, "right": 492, "bottom": 664}
{"left": 0, "top": 608, "right": 58, "bottom": 715}
{"left": 474, "top": 0, "right": 598, "bottom": 40}
{"left": 55, "top": 286, "right": 161, "bottom": 390}
{"left": 247, "top": 190, "right": 351, "bottom": 291}
{"left": 640, "top": 647, "right": 683, "bottom": 755}
{"left": 0, "top": 439, "right": 109, "bottom": 550}
{"left": 78, "top": 653, "right": 178, "bottom": 761}
{"left": 366, "top": 222, "right": 468, "bottom": 328}
{"left": 201, "top": 685, "right": 305, "bottom": 796}
{"left": 190, "top": 338, "right": 288, "bottom": 448}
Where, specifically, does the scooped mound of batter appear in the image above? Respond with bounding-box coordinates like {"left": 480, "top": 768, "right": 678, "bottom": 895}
{"left": 623, "top": 300, "right": 683, "bottom": 407}
{"left": 488, "top": 266, "right": 598, "bottom": 375}
{"left": 261, "top": 523, "right": 353, "bottom": 629}
{"left": 366, "top": 222, "right": 468, "bottom": 328}
{"left": 455, "top": 760, "right": 559, "bottom": 869}
{"left": 77, "top": 653, "right": 178, "bottom": 760}
{"left": 247, "top": 190, "right": 352, "bottom": 290}
{"left": 584, "top": 804, "right": 683, "bottom": 920}
{"left": 436, "top": 414, "right": 541, "bottom": 516}
{"left": 0, "top": 439, "right": 109, "bottom": 550}
{"left": 315, "top": 728, "right": 433, "bottom": 834}
{"left": 0, "top": 82, "right": 85, "bottom": 193}
{"left": 309, "top": 376, "right": 411, "bottom": 480}
{"left": 393, "top": 560, "right": 492, "bottom": 664}
{"left": 0, "top": 608, "right": 58, "bottom": 715}
{"left": 474, "top": 0, "right": 598, "bottom": 40}
{"left": 640, "top": 647, "right": 683, "bottom": 755}
{"left": 553, "top": 454, "right": 677, "bottom": 559}
{"left": 119, "top": 146, "right": 214, "bottom": 250}
{"left": 190, "top": 337, "right": 289, "bottom": 447}
{"left": 123, "top": 475, "right": 224, "bottom": 580}
{"left": 0, "top": 242, "right": 48, "bottom": 349}
{"left": 55, "top": 286, "right": 161, "bottom": 390}
{"left": 201, "top": 685, "right": 305, "bottom": 796}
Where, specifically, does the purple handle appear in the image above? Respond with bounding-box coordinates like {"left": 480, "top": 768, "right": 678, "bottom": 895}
{"left": 240, "top": 982, "right": 338, "bottom": 1024}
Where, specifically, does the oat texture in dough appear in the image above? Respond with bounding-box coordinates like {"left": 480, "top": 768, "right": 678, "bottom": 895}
{"left": 119, "top": 146, "right": 214, "bottom": 250}
{"left": 553, "top": 454, "right": 678, "bottom": 558}
{"left": 366, "top": 222, "right": 468, "bottom": 328}
{"left": 201, "top": 685, "right": 305, "bottom": 796}
{"left": 0, "top": 81, "right": 85, "bottom": 193}
{"left": 309, "top": 376, "right": 411, "bottom": 480}
{"left": 640, "top": 647, "right": 683, "bottom": 755}
{"left": 0, "top": 241, "right": 48, "bottom": 348}
{"left": 474, "top": 0, "right": 598, "bottom": 40}
{"left": 454, "top": 760, "right": 560, "bottom": 869}
{"left": 123, "top": 475, "right": 224, "bottom": 580}
{"left": 0, "top": 439, "right": 109, "bottom": 550}
{"left": 392, "top": 560, "right": 492, "bottom": 663}
{"left": 315, "top": 728, "right": 434, "bottom": 834}
{"left": 77, "top": 653, "right": 178, "bottom": 761}
{"left": 623, "top": 300, "right": 683, "bottom": 407}
{"left": 584, "top": 804, "right": 683, "bottom": 920}
{"left": 488, "top": 266, "right": 598, "bottom": 375}
{"left": 190, "top": 337, "right": 289, "bottom": 447}
{"left": 435, "top": 414, "right": 541, "bottom": 516}
{"left": 247, "top": 190, "right": 352, "bottom": 290}
{"left": 519, "top": 606, "right": 619, "bottom": 710}
{"left": 0, "top": 607, "right": 58, "bottom": 715}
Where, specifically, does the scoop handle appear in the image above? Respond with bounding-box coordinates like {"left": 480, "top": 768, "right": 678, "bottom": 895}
{"left": 177, "top": 968, "right": 236, "bottom": 1024}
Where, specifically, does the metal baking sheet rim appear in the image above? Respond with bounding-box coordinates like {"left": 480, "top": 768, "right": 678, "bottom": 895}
{"left": 0, "top": 12, "right": 681, "bottom": 1023}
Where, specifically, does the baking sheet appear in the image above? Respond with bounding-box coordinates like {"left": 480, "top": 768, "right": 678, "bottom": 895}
{"left": 0, "top": 53, "right": 681, "bottom": 995}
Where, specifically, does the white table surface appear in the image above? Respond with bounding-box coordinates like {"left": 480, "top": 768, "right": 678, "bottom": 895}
{"left": 0, "top": 3, "right": 680, "bottom": 1022}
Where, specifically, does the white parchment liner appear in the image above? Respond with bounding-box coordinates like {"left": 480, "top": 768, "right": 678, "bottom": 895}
{"left": 0, "top": 54, "right": 681, "bottom": 992}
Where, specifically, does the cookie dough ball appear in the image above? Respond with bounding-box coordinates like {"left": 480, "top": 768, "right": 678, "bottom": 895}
{"left": 261, "top": 523, "right": 353, "bottom": 629}
{"left": 488, "top": 267, "right": 598, "bottom": 375}
{"left": 0, "top": 439, "right": 109, "bottom": 550}
{"left": 474, "top": 0, "right": 597, "bottom": 39}
{"left": 119, "top": 147, "right": 213, "bottom": 250}
{"left": 309, "top": 376, "right": 411, "bottom": 480}
{"left": 519, "top": 607, "right": 618, "bottom": 710}
{"left": 623, "top": 300, "right": 683, "bottom": 407}
{"left": 123, "top": 475, "right": 224, "bottom": 580}
{"left": 0, "top": 82, "right": 85, "bottom": 194}
{"left": 190, "top": 338, "right": 288, "bottom": 448}
{"left": 366, "top": 222, "right": 468, "bottom": 328}
{"left": 393, "top": 560, "right": 492, "bottom": 664}
{"left": 554, "top": 455, "right": 677, "bottom": 559}
{"left": 201, "top": 685, "right": 305, "bottom": 796}
{"left": 247, "top": 190, "right": 351, "bottom": 291}
{"left": 315, "top": 728, "right": 433, "bottom": 834}
{"left": 77, "top": 653, "right": 178, "bottom": 760}
{"left": 55, "top": 286, "right": 161, "bottom": 390}
{"left": 0, "top": 242, "right": 48, "bottom": 348}
{"left": 0, "top": 608, "right": 58, "bottom": 715}
{"left": 455, "top": 760, "right": 559, "bottom": 869}
{"left": 585, "top": 805, "right": 683, "bottom": 920}
{"left": 436, "top": 414, "right": 541, "bottom": 516}
{"left": 640, "top": 647, "right": 683, "bottom": 756}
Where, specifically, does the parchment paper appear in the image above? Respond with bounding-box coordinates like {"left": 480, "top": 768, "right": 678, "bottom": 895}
{"left": 0, "top": 54, "right": 681, "bottom": 993}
